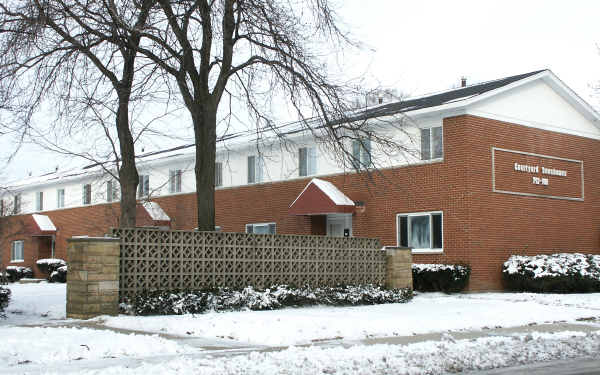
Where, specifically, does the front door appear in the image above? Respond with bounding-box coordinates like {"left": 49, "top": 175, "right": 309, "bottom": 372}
{"left": 326, "top": 214, "right": 352, "bottom": 237}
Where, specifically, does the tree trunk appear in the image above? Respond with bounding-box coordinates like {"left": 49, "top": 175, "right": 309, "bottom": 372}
{"left": 116, "top": 94, "right": 139, "bottom": 228}
{"left": 193, "top": 105, "right": 217, "bottom": 231}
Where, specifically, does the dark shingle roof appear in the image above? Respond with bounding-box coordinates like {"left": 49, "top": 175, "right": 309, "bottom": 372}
{"left": 352, "top": 69, "right": 547, "bottom": 120}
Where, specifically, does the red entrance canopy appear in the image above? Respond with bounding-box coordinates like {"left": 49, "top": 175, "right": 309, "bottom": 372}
{"left": 289, "top": 178, "right": 355, "bottom": 216}
{"left": 27, "top": 214, "right": 57, "bottom": 236}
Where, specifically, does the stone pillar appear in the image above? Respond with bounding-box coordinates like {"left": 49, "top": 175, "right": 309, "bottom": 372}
{"left": 385, "top": 246, "right": 413, "bottom": 290}
{"left": 66, "top": 237, "right": 120, "bottom": 319}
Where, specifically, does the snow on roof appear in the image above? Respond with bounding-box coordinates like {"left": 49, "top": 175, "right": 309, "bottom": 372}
{"left": 143, "top": 201, "right": 171, "bottom": 221}
{"left": 32, "top": 214, "right": 57, "bottom": 231}
{"left": 310, "top": 178, "right": 355, "bottom": 206}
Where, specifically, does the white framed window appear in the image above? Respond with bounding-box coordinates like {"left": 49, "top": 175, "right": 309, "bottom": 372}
{"left": 299, "top": 147, "right": 317, "bottom": 177}
{"left": 245, "top": 222, "right": 276, "bottom": 234}
{"left": 106, "top": 180, "right": 119, "bottom": 203}
{"left": 215, "top": 162, "right": 223, "bottom": 187}
{"left": 35, "top": 191, "right": 43, "bottom": 211}
{"left": 138, "top": 175, "right": 150, "bottom": 197}
{"left": 11, "top": 240, "right": 24, "bottom": 262}
{"left": 397, "top": 211, "right": 443, "bottom": 253}
{"left": 247, "top": 155, "right": 264, "bottom": 184}
{"left": 351, "top": 138, "right": 372, "bottom": 169}
{"left": 13, "top": 194, "right": 21, "bottom": 215}
{"left": 169, "top": 170, "right": 182, "bottom": 193}
{"left": 82, "top": 184, "right": 92, "bottom": 205}
{"left": 420, "top": 126, "right": 443, "bottom": 160}
{"left": 57, "top": 189, "right": 65, "bottom": 208}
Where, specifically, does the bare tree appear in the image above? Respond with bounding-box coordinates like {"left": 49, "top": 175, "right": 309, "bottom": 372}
{"left": 125, "top": 0, "right": 409, "bottom": 230}
{"left": 0, "top": 0, "right": 161, "bottom": 227}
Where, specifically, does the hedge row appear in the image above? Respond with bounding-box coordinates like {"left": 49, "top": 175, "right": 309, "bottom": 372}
{"left": 412, "top": 264, "right": 471, "bottom": 293}
{"left": 503, "top": 253, "right": 600, "bottom": 293}
{"left": 122, "top": 284, "right": 413, "bottom": 316}
{"left": 4, "top": 266, "right": 33, "bottom": 282}
{"left": 36, "top": 259, "right": 67, "bottom": 283}
{"left": 0, "top": 286, "right": 10, "bottom": 317}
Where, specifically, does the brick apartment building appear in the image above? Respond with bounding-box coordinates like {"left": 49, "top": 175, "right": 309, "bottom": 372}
{"left": 1, "top": 69, "right": 599, "bottom": 290}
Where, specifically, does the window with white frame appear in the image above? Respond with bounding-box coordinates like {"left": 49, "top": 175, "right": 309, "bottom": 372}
{"left": 420, "top": 126, "right": 443, "bottom": 160}
{"left": 397, "top": 211, "right": 443, "bottom": 252}
{"left": 106, "top": 180, "right": 119, "bottom": 203}
{"left": 138, "top": 175, "right": 150, "bottom": 197}
{"left": 35, "top": 191, "right": 43, "bottom": 211}
{"left": 299, "top": 147, "right": 317, "bottom": 176}
{"left": 82, "top": 184, "right": 92, "bottom": 205}
{"left": 169, "top": 170, "right": 182, "bottom": 193}
{"left": 245, "top": 222, "right": 276, "bottom": 234}
{"left": 13, "top": 194, "right": 21, "bottom": 215}
{"left": 215, "top": 162, "right": 223, "bottom": 187}
{"left": 247, "top": 155, "right": 263, "bottom": 184}
{"left": 57, "top": 188, "right": 65, "bottom": 208}
{"left": 11, "top": 240, "right": 24, "bottom": 262}
{"left": 351, "top": 138, "right": 372, "bottom": 169}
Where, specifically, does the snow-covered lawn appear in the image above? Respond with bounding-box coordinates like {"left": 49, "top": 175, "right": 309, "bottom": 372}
{"left": 0, "top": 327, "right": 196, "bottom": 366}
{"left": 43, "top": 330, "right": 600, "bottom": 375}
{"left": 102, "top": 292, "right": 600, "bottom": 346}
{"left": 1, "top": 282, "right": 66, "bottom": 325}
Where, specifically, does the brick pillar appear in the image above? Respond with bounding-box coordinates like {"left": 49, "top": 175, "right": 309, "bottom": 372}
{"left": 385, "top": 246, "right": 413, "bottom": 290}
{"left": 66, "top": 237, "right": 120, "bottom": 319}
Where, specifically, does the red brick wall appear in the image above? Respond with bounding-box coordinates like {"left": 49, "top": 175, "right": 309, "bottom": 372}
{"left": 2, "top": 114, "right": 599, "bottom": 287}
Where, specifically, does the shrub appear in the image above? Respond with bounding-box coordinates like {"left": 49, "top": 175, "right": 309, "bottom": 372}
{"left": 49, "top": 266, "right": 68, "bottom": 283}
{"left": 503, "top": 253, "right": 600, "bottom": 293}
{"left": 412, "top": 264, "right": 471, "bottom": 293}
{"left": 121, "top": 284, "right": 413, "bottom": 316}
{"left": 0, "top": 286, "right": 10, "bottom": 318}
{"left": 4, "top": 266, "right": 33, "bottom": 282}
{"left": 36, "top": 259, "right": 67, "bottom": 283}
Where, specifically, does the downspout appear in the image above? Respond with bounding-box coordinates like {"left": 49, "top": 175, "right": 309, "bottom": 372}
{"left": 51, "top": 235, "right": 55, "bottom": 259}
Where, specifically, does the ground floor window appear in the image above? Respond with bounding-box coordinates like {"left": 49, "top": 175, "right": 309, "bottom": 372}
{"left": 397, "top": 211, "right": 442, "bottom": 252}
{"left": 246, "top": 222, "right": 276, "bottom": 234}
{"left": 11, "top": 240, "right": 24, "bottom": 262}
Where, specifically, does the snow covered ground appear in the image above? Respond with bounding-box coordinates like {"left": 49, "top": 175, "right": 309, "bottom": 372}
{"left": 2, "top": 283, "right": 600, "bottom": 374}
{"left": 1, "top": 282, "right": 66, "bottom": 325}
{"left": 102, "top": 292, "right": 600, "bottom": 346}
{"left": 22, "top": 331, "right": 600, "bottom": 375}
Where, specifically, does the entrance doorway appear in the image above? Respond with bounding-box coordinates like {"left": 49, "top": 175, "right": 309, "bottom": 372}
{"left": 326, "top": 214, "right": 352, "bottom": 237}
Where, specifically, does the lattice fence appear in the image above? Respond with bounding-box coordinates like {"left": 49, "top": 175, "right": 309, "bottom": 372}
{"left": 112, "top": 228, "right": 385, "bottom": 300}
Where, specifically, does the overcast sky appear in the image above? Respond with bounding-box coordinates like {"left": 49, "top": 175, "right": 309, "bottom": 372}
{"left": 3, "top": 0, "right": 600, "bottom": 182}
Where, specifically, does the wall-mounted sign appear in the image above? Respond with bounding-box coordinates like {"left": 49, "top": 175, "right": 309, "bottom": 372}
{"left": 492, "top": 147, "right": 584, "bottom": 201}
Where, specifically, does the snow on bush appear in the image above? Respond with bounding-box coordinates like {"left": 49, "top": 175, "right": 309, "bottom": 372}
{"left": 36, "top": 258, "right": 67, "bottom": 283}
{"left": 0, "top": 286, "right": 10, "bottom": 318}
{"left": 412, "top": 263, "right": 471, "bottom": 293}
{"left": 4, "top": 266, "right": 33, "bottom": 282}
{"left": 122, "top": 285, "right": 413, "bottom": 316}
{"left": 503, "top": 253, "right": 600, "bottom": 293}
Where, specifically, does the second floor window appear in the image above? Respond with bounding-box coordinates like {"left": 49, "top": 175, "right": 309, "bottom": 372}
{"left": 299, "top": 147, "right": 317, "bottom": 177}
{"left": 215, "top": 162, "right": 223, "bottom": 187}
{"left": 138, "top": 175, "right": 150, "bottom": 197}
{"left": 82, "top": 184, "right": 92, "bottom": 205}
{"left": 35, "top": 191, "right": 43, "bottom": 211}
{"left": 169, "top": 170, "right": 182, "bottom": 193}
{"left": 106, "top": 180, "right": 119, "bottom": 203}
{"left": 247, "top": 155, "right": 263, "bottom": 184}
{"left": 351, "top": 138, "right": 372, "bottom": 169}
{"left": 57, "top": 189, "right": 65, "bottom": 208}
{"left": 420, "top": 126, "right": 443, "bottom": 160}
{"left": 13, "top": 194, "right": 21, "bottom": 215}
